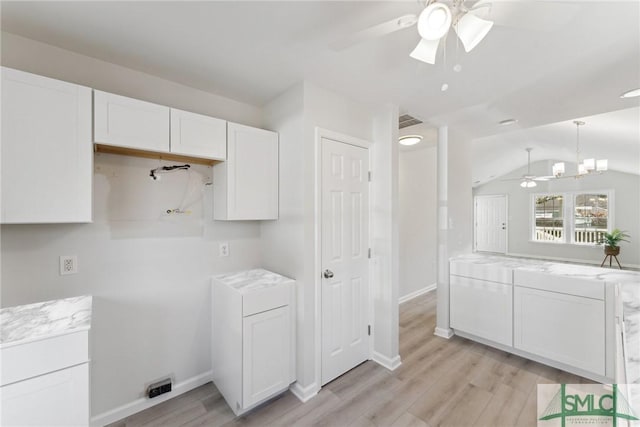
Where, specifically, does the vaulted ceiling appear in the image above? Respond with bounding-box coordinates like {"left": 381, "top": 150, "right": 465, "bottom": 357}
{"left": 3, "top": 1, "right": 639, "bottom": 180}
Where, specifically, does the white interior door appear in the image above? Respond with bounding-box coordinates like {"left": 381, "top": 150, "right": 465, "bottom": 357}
{"left": 475, "top": 195, "right": 507, "bottom": 253}
{"left": 321, "top": 137, "right": 369, "bottom": 385}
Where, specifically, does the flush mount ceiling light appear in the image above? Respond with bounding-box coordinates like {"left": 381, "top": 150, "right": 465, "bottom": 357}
{"left": 399, "top": 135, "right": 423, "bottom": 146}
{"left": 620, "top": 88, "right": 640, "bottom": 98}
{"left": 552, "top": 121, "right": 608, "bottom": 179}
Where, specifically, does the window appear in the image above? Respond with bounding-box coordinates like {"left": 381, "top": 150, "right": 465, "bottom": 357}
{"left": 532, "top": 191, "right": 612, "bottom": 245}
{"left": 534, "top": 195, "right": 564, "bottom": 242}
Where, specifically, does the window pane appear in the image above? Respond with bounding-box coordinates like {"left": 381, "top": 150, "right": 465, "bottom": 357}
{"left": 535, "top": 195, "right": 564, "bottom": 242}
{"left": 574, "top": 193, "right": 608, "bottom": 244}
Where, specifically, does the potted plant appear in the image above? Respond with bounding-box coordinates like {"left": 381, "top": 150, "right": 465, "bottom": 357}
{"left": 599, "top": 229, "right": 630, "bottom": 256}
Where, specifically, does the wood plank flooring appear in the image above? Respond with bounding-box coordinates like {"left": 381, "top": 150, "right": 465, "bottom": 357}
{"left": 108, "top": 291, "right": 593, "bottom": 427}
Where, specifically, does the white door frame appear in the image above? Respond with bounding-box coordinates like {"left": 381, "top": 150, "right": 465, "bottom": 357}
{"left": 474, "top": 194, "right": 509, "bottom": 254}
{"left": 314, "top": 127, "right": 372, "bottom": 389}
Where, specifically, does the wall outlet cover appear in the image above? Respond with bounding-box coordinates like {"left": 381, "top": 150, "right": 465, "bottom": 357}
{"left": 59, "top": 255, "right": 78, "bottom": 275}
{"left": 219, "top": 242, "right": 230, "bottom": 257}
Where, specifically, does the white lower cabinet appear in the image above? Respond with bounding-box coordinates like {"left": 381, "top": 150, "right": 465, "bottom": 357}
{"left": 450, "top": 275, "right": 513, "bottom": 346}
{"left": 513, "top": 286, "right": 605, "bottom": 376}
{"left": 212, "top": 270, "right": 295, "bottom": 416}
{"left": 1, "top": 363, "right": 89, "bottom": 426}
{"left": 242, "top": 306, "right": 291, "bottom": 408}
{"left": 0, "top": 330, "right": 90, "bottom": 426}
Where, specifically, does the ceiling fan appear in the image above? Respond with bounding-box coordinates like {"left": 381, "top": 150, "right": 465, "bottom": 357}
{"left": 330, "top": 0, "right": 579, "bottom": 65}
{"left": 502, "top": 148, "right": 553, "bottom": 188}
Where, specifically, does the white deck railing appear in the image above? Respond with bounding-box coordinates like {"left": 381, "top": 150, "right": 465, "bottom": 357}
{"left": 535, "top": 227, "right": 605, "bottom": 244}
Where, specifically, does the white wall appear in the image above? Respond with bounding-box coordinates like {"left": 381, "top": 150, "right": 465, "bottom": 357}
{"left": 474, "top": 160, "right": 640, "bottom": 266}
{"left": 262, "top": 81, "right": 399, "bottom": 393}
{"left": 0, "top": 34, "right": 264, "bottom": 419}
{"left": 398, "top": 146, "right": 437, "bottom": 300}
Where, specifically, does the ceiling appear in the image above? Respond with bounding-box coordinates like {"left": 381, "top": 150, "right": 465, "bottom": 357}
{"left": 2, "top": 1, "right": 639, "bottom": 165}
{"left": 471, "top": 106, "right": 640, "bottom": 185}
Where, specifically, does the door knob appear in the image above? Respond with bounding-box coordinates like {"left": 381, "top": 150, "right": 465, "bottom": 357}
{"left": 323, "top": 269, "right": 334, "bottom": 279}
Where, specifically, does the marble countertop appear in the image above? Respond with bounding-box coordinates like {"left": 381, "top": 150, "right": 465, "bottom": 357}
{"left": 451, "top": 254, "right": 640, "bottom": 384}
{"left": 213, "top": 269, "right": 294, "bottom": 294}
{"left": 0, "top": 295, "right": 92, "bottom": 348}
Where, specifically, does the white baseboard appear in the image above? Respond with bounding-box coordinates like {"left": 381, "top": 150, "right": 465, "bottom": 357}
{"left": 506, "top": 251, "right": 640, "bottom": 270}
{"left": 289, "top": 381, "right": 319, "bottom": 403}
{"left": 372, "top": 351, "right": 402, "bottom": 371}
{"left": 398, "top": 283, "right": 437, "bottom": 304}
{"left": 434, "top": 327, "right": 454, "bottom": 339}
{"left": 90, "top": 370, "right": 213, "bottom": 427}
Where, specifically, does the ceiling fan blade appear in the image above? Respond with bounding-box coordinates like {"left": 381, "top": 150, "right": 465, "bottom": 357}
{"left": 500, "top": 177, "right": 526, "bottom": 182}
{"left": 409, "top": 38, "right": 439, "bottom": 64}
{"left": 470, "top": 0, "right": 580, "bottom": 32}
{"left": 330, "top": 14, "right": 417, "bottom": 51}
{"left": 533, "top": 176, "right": 554, "bottom": 181}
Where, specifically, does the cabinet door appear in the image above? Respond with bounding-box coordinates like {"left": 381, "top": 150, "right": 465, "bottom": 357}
{"left": 242, "top": 306, "right": 290, "bottom": 408}
{"left": 94, "top": 90, "right": 169, "bottom": 152}
{"left": 1, "top": 363, "right": 89, "bottom": 426}
{"left": 450, "top": 275, "right": 513, "bottom": 346}
{"left": 514, "top": 286, "right": 605, "bottom": 375}
{"left": 224, "top": 123, "right": 278, "bottom": 220}
{"left": 1, "top": 67, "right": 92, "bottom": 223}
{"left": 170, "top": 108, "right": 226, "bottom": 160}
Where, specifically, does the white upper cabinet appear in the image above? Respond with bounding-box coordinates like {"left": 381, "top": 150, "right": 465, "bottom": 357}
{"left": 94, "top": 90, "right": 170, "bottom": 152}
{"left": 170, "top": 108, "right": 226, "bottom": 160}
{"left": 1, "top": 67, "right": 92, "bottom": 224}
{"left": 214, "top": 123, "right": 278, "bottom": 220}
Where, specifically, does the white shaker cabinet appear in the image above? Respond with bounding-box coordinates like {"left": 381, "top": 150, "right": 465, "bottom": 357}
{"left": 170, "top": 108, "right": 226, "bottom": 160}
{"left": 1, "top": 67, "right": 93, "bottom": 223}
{"left": 214, "top": 123, "right": 278, "bottom": 220}
{"left": 513, "top": 271, "right": 606, "bottom": 376}
{"left": 94, "top": 90, "right": 170, "bottom": 152}
{"left": 212, "top": 269, "right": 295, "bottom": 416}
{"left": 450, "top": 274, "right": 513, "bottom": 347}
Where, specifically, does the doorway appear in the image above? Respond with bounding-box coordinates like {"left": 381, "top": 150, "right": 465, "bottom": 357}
{"left": 474, "top": 195, "right": 508, "bottom": 254}
{"left": 320, "top": 136, "right": 370, "bottom": 385}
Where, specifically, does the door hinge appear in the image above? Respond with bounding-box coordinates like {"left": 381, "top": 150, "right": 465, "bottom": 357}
{"left": 368, "top": 325, "right": 371, "bottom": 336}
{"left": 368, "top": 171, "right": 372, "bottom": 182}
{"left": 368, "top": 248, "right": 372, "bottom": 259}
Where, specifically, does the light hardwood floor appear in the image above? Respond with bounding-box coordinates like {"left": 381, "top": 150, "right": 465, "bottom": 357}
{"left": 108, "top": 291, "right": 592, "bottom": 427}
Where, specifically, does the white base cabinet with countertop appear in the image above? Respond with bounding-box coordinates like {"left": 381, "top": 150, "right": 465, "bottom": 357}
{"left": 0, "top": 296, "right": 92, "bottom": 426}
{"left": 449, "top": 255, "right": 616, "bottom": 383}
{"left": 1, "top": 67, "right": 92, "bottom": 224}
{"left": 212, "top": 269, "right": 295, "bottom": 416}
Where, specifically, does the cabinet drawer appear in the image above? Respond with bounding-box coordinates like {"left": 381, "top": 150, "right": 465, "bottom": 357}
{"left": 450, "top": 275, "right": 513, "bottom": 346}
{"left": 450, "top": 261, "right": 512, "bottom": 284}
{"left": 243, "top": 285, "right": 290, "bottom": 317}
{"left": 514, "top": 270, "right": 604, "bottom": 300}
{"left": 0, "top": 331, "right": 89, "bottom": 386}
{"left": 514, "top": 286, "right": 605, "bottom": 375}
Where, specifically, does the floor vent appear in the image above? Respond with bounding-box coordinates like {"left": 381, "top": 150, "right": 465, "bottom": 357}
{"left": 399, "top": 114, "right": 423, "bottom": 129}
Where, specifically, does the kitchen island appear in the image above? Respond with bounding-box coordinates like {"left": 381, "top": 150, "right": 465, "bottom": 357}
{"left": 449, "top": 254, "right": 639, "bottom": 387}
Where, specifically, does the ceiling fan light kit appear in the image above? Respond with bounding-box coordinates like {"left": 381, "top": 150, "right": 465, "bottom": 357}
{"left": 454, "top": 13, "right": 494, "bottom": 53}
{"left": 520, "top": 180, "right": 537, "bottom": 188}
{"left": 418, "top": 3, "right": 452, "bottom": 40}
{"left": 410, "top": 38, "right": 440, "bottom": 64}
{"left": 410, "top": 0, "right": 494, "bottom": 64}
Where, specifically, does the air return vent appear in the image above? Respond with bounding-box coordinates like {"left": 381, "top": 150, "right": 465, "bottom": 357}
{"left": 399, "top": 114, "right": 423, "bottom": 129}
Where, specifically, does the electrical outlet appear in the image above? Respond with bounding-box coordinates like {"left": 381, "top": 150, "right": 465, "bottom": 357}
{"left": 147, "top": 378, "right": 172, "bottom": 399}
{"left": 59, "top": 255, "right": 78, "bottom": 275}
{"left": 219, "top": 242, "right": 229, "bottom": 257}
